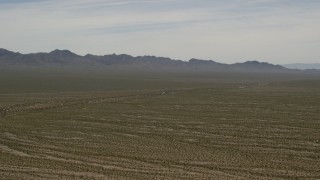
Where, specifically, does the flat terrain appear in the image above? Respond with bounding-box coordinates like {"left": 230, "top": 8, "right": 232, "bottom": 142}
{"left": 0, "top": 70, "right": 319, "bottom": 179}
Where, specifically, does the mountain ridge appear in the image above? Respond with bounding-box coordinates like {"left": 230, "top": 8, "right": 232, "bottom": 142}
{"left": 0, "top": 48, "right": 312, "bottom": 73}
{"left": 283, "top": 63, "right": 320, "bottom": 70}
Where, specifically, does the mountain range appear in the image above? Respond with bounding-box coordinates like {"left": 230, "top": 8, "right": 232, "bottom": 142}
{"left": 0, "top": 48, "right": 316, "bottom": 73}
{"left": 283, "top": 63, "right": 320, "bottom": 70}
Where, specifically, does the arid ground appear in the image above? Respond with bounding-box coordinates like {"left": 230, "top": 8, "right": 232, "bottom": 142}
{"left": 0, "top": 70, "right": 319, "bottom": 179}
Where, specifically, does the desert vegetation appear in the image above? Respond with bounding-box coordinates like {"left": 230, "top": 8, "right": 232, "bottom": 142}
{"left": 0, "top": 70, "right": 319, "bottom": 179}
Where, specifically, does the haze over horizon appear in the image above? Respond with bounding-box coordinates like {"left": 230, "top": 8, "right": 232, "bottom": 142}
{"left": 1, "top": 0, "right": 319, "bottom": 64}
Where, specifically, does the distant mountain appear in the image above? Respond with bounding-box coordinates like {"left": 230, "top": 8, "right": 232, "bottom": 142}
{"left": 0, "top": 48, "right": 308, "bottom": 73}
{"left": 231, "top": 61, "right": 286, "bottom": 72}
{"left": 283, "top": 63, "right": 320, "bottom": 70}
{"left": 0, "top": 48, "right": 18, "bottom": 56}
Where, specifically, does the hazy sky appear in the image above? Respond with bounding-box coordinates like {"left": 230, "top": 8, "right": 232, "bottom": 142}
{"left": 1, "top": 0, "right": 319, "bottom": 64}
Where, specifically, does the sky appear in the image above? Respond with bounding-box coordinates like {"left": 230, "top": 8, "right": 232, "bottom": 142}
{"left": 0, "top": 0, "right": 319, "bottom": 64}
